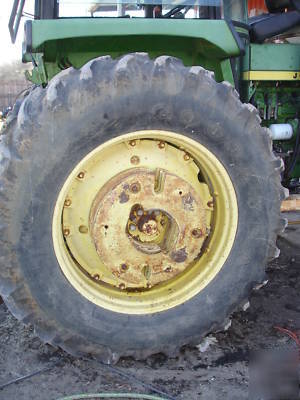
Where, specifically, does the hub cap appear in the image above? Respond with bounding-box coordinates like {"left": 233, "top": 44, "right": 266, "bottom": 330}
{"left": 52, "top": 131, "right": 238, "bottom": 314}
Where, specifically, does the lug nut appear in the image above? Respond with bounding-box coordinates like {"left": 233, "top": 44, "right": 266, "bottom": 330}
{"left": 93, "top": 274, "right": 100, "bottom": 281}
{"left": 207, "top": 200, "right": 214, "bottom": 208}
{"left": 77, "top": 171, "right": 85, "bottom": 179}
{"left": 119, "top": 283, "right": 126, "bottom": 290}
{"left": 129, "top": 140, "right": 136, "bottom": 147}
{"left": 130, "top": 155, "right": 140, "bottom": 165}
{"left": 158, "top": 141, "right": 165, "bottom": 149}
{"left": 183, "top": 153, "right": 190, "bottom": 161}
{"left": 192, "top": 228, "right": 203, "bottom": 238}
{"left": 63, "top": 228, "right": 70, "bottom": 237}
{"left": 64, "top": 198, "right": 72, "bottom": 207}
{"left": 129, "top": 224, "right": 136, "bottom": 231}
{"left": 130, "top": 182, "right": 141, "bottom": 193}
{"left": 137, "top": 209, "right": 143, "bottom": 216}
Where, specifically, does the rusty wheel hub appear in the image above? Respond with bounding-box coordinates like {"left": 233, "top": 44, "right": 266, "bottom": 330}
{"left": 90, "top": 168, "right": 208, "bottom": 288}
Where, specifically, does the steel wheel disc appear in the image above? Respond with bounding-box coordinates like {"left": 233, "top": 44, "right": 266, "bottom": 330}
{"left": 52, "top": 130, "right": 238, "bottom": 314}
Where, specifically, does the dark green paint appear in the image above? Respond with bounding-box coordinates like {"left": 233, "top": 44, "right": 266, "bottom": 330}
{"left": 20, "top": 15, "right": 300, "bottom": 181}
{"left": 24, "top": 19, "right": 240, "bottom": 85}
{"left": 244, "top": 43, "right": 300, "bottom": 72}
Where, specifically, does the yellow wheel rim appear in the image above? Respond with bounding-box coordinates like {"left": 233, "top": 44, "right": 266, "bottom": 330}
{"left": 52, "top": 130, "right": 238, "bottom": 314}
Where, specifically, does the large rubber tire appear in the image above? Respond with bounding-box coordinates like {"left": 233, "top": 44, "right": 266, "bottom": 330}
{"left": 0, "top": 54, "right": 287, "bottom": 363}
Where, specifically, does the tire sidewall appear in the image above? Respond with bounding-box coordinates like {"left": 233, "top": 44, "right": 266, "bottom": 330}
{"left": 4, "top": 56, "right": 279, "bottom": 355}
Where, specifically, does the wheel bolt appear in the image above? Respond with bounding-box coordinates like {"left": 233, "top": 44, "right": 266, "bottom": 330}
{"left": 119, "top": 283, "right": 126, "bottom": 290}
{"left": 158, "top": 141, "right": 165, "bottom": 149}
{"left": 63, "top": 228, "right": 70, "bottom": 237}
{"left": 183, "top": 153, "right": 190, "bottom": 161}
{"left": 207, "top": 200, "right": 214, "bottom": 208}
{"left": 93, "top": 274, "right": 100, "bottom": 281}
{"left": 129, "top": 224, "right": 136, "bottom": 231}
{"left": 130, "top": 155, "right": 140, "bottom": 165}
{"left": 130, "top": 182, "right": 141, "bottom": 193}
{"left": 192, "top": 228, "right": 203, "bottom": 238}
{"left": 77, "top": 171, "right": 85, "bottom": 179}
{"left": 64, "top": 198, "right": 72, "bottom": 207}
{"left": 129, "top": 140, "right": 136, "bottom": 147}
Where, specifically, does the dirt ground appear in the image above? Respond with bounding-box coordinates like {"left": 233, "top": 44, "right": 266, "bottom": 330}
{"left": 0, "top": 213, "right": 299, "bottom": 400}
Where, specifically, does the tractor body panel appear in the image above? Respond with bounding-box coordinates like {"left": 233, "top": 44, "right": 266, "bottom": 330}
{"left": 23, "top": 19, "right": 242, "bottom": 85}
{"left": 243, "top": 43, "right": 300, "bottom": 79}
{"left": 8, "top": 0, "right": 300, "bottom": 185}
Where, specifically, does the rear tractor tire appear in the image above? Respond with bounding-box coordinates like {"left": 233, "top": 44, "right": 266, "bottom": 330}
{"left": 0, "top": 54, "right": 285, "bottom": 362}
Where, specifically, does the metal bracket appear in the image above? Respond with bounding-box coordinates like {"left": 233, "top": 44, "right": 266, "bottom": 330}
{"left": 25, "top": 53, "right": 48, "bottom": 85}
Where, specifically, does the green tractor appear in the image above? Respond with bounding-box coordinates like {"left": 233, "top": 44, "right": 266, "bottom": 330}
{"left": 1, "top": 0, "right": 299, "bottom": 362}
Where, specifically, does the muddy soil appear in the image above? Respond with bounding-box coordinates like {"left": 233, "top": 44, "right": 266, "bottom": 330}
{"left": 0, "top": 214, "right": 299, "bottom": 400}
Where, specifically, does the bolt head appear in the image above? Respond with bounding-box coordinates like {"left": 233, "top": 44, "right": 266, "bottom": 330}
{"left": 130, "top": 182, "right": 141, "bottom": 193}
{"left": 64, "top": 198, "right": 72, "bottom": 207}
{"left": 77, "top": 171, "right": 85, "bottom": 179}
{"left": 158, "top": 141, "right": 165, "bottom": 149}
{"left": 129, "top": 140, "right": 136, "bottom": 147}
{"left": 63, "top": 228, "right": 70, "bottom": 237}
{"left": 129, "top": 224, "right": 136, "bottom": 232}
{"left": 137, "top": 209, "right": 143, "bottom": 216}
{"left": 183, "top": 153, "right": 190, "bottom": 161}
{"left": 130, "top": 155, "right": 140, "bottom": 165}
{"left": 192, "top": 228, "right": 203, "bottom": 238}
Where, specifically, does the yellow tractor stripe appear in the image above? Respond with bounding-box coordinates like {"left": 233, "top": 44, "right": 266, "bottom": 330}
{"left": 243, "top": 71, "right": 300, "bottom": 81}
